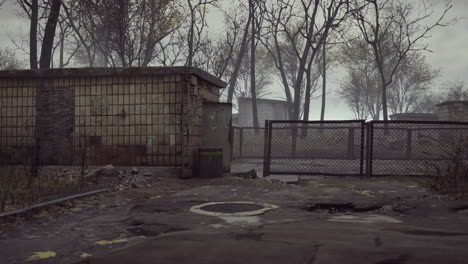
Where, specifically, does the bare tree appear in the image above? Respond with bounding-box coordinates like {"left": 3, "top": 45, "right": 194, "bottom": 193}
{"left": 352, "top": 0, "right": 452, "bottom": 121}
{"left": 262, "top": 0, "right": 351, "bottom": 120}
{"left": 15, "top": 0, "right": 63, "bottom": 69}
{"left": 226, "top": 1, "right": 252, "bottom": 103}
{"left": 340, "top": 38, "right": 440, "bottom": 119}
{"left": 61, "top": 0, "right": 181, "bottom": 67}
{"left": 39, "top": 0, "right": 61, "bottom": 69}
{"left": 339, "top": 38, "right": 381, "bottom": 120}
{"left": 16, "top": 0, "right": 39, "bottom": 69}
{"left": 0, "top": 49, "right": 24, "bottom": 70}
{"left": 387, "top": 52, "right": 439, "bottom": 114}
{"left": 249, "top": 0, "right": 260, "bottom": 128}
{"left": 185, "top": 0, "right": 218, "bottom": 67}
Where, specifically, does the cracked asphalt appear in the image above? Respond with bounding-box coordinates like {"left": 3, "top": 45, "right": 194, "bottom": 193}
{"left": 1, "top": 160, "right": 468, "bottom": 264}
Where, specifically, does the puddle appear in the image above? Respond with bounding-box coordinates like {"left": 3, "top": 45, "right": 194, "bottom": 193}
{"left": 329, "top": 215, "right": 402, "bottom": 224}
{"left": 452, "top": 205, "right": 468, "bottom": 213}
{"left": 303, "top": 203, "right": 383, "bottom": 213}
{"left": 386, "top": 228, "right": 468, "bottom": 237}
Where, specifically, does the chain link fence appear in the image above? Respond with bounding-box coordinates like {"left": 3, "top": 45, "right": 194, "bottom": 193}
{"left": 232, "top": 127, "right": 265, "bottom": 159}
{"left": 263, "top": 121, "right": 366, "bottom": 176}
{"left": 261, "top": 120, "right": 468, "bottom": 177}
{"left": 368, "top": 121, "right": 468, "bottom": 176}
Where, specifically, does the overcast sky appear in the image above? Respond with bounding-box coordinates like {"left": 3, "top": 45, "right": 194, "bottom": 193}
{"left": 0, "top": 0, "right": 466, "bottom": 120}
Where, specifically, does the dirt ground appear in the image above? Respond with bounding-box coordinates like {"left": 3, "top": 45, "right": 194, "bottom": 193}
{"left": 1, "top": 160, "right": 468, "bottom": 264}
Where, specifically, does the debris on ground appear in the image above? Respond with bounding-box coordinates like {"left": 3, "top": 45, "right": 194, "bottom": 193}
{"left": 224, "top": 169, "right": 258, "bottom": 179}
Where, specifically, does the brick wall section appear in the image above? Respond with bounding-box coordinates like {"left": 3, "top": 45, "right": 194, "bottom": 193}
{"left": 180, "top": 75, "right": 221, "bottom": 177}
{"left": 0, "top": 67, "right": 226, "bottom": 171}
{"left": 36, "top": 79, "right": 75, "bottom": 165}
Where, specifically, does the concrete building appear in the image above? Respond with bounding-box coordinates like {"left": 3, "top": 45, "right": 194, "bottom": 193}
{"left": 0, "top": 67, "right": 230, "bottom": 177}
{"left": 435, "top": 101, "right": 468, "bottom": 122}
{"left": 237, "top": 97, "right": 289, "bottom": 127}
{"left": 389, "top": 113, "right": 438, "bottom": 121}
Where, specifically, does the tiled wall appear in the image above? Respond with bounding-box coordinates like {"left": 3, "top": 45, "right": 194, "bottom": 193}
{"left": 0, "top": 71, "right": 221, "bottom": 168}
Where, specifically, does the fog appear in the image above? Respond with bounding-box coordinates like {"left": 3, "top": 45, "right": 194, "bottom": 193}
{"left": 0, "top": 0, "right": 467, "bottom": 120}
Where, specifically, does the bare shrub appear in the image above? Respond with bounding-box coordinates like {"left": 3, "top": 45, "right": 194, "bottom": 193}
{"left": 422, "top": 137, "right": 468, "bottom": 195}
{"left": 0, "top": 167, "right": 84, "bottom": 212}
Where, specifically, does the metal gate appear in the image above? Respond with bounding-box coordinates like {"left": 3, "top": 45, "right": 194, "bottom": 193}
{"left": 367, "top": 120, "right": 468, "bottom": 176}
{"left": 263, "top": 120, "right": 366, "bottom": 176}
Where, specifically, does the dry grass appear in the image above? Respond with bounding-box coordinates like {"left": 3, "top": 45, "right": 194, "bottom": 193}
{"left": 421, "top": 137, "right": 468, "bottom": 195}
{"left": 0, "top": 167, "right": 85, "bottom": 213}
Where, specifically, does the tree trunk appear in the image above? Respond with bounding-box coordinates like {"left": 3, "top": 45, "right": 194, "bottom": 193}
{"left": 250, "top": 0, "right": 259, "bottom": 130}
{"left": 39, "top": 0, "right": 61, "bottom": 69}
{"left": 320, "top": 44, "right": 326, "bottom": 121}
{"left": 226, "top": 13, "right": 252, "bottom": 103}
{"left": 186, "top": 0, "right": 195, "bottom": 67}
{"left": 302, "top": 46, "right": 316, "bottom": 122}
{"left": 292, "top": 51, "right": 311, "bottom": 120}
{"left": 382, "top": 82, "right": 389, "bottom": 121}
{"left": 302, "top": 68, "right": 312, "bottom": 122}
{"left": 59, "top": 35, "right": 64, "bottom": 68}
{"left": 29, "top": 0, "right": 38, "bottom": 69}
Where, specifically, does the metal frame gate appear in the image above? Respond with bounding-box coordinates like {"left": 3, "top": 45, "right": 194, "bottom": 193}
{"left": 367, "top": 120, "right": 468, "bottom": 176}
{"left": 263, "top": 120, "right": 468, "bottom": 177}
{"left": 263, "top": 120, "right": 366, "bottom": 176}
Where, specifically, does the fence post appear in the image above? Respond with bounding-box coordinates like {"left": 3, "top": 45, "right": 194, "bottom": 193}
{"left": 292, "top": 125, "right": 297, "bottom": 159}
{"left": 347, "top": 128, "right": 355, "bottom": 160}
{"left": 359, "top": 121, "right": 365, "bottom": 176}
{"left": 366, "top": 122, "right": 374, "bottom": 177}
{"left": 263, "top": 120, "right": 271, "bottom": 177}
{"left": 239, "top": 128, "right": 244, "bottom": 158}
{"left": 406, "top": 129, "right": 412, "bottom": 160}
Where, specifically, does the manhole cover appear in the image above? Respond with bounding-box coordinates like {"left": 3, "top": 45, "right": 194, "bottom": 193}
{"left": 190, "top": 201, "right": 278, "bottom": 216}
{"left": 201, "top": 203, "right": 264, "bottom": 213}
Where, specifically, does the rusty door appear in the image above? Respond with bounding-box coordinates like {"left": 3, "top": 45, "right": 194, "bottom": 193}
{"left": 202, "top": 102, "right": 232, "bottom": 172}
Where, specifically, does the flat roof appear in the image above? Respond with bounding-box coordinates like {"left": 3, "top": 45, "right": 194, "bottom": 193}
{"left": 0, "top": 66, "right": 227, "bottom": 88}
{"left": 390, "top": 113, "right": 437, "bottom": 117}
{"left": 435, "top": 101, "right": 468, "bottom": 107}
{"left": 239, "top": 97, "right": 288, "bottom": 104}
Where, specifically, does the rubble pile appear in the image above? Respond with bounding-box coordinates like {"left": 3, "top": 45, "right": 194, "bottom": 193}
{"left": 86, "top": 165, "right": 155, "bottom": 191}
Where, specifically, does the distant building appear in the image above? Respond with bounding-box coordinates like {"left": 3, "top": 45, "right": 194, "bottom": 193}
{"left": 237, "top": 97, "right": 289, "bottom": 127}
{"left": 436, "top": 101, "right": 468, "bottom": 122}
{"left": 390, "top": 101, "right": 468, "bottom": 122}
{"left": 389, "top": 113, "right": 438, "bottom": 121}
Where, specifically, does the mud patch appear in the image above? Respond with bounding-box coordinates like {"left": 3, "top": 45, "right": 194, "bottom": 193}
{"left": 128, "top": 219, "right": 145, "bottom": 226}
{"left": 220, "top": 216, "right": 261, "bottom": 225}
{"left": 387, "top": 228, "right": 468, "bottom": 237}
{"left": 127, "top": 224, "right": 189, "bottom": 237}
{"left": 127, "top": 227, "right": 160, "bottom": 237}
{"left": 234, "top": 232, "right": 264, "bottom": 241}
{"left": 329, "top": 215, "right": 402, "bottom": 224}
{"left": 375, "top": 254, "right": 410, "bottom": 264}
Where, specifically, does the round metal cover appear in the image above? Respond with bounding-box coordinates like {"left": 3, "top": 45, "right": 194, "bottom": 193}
{"left": 190, "top": 201, "right": 279, "bottom": 216}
